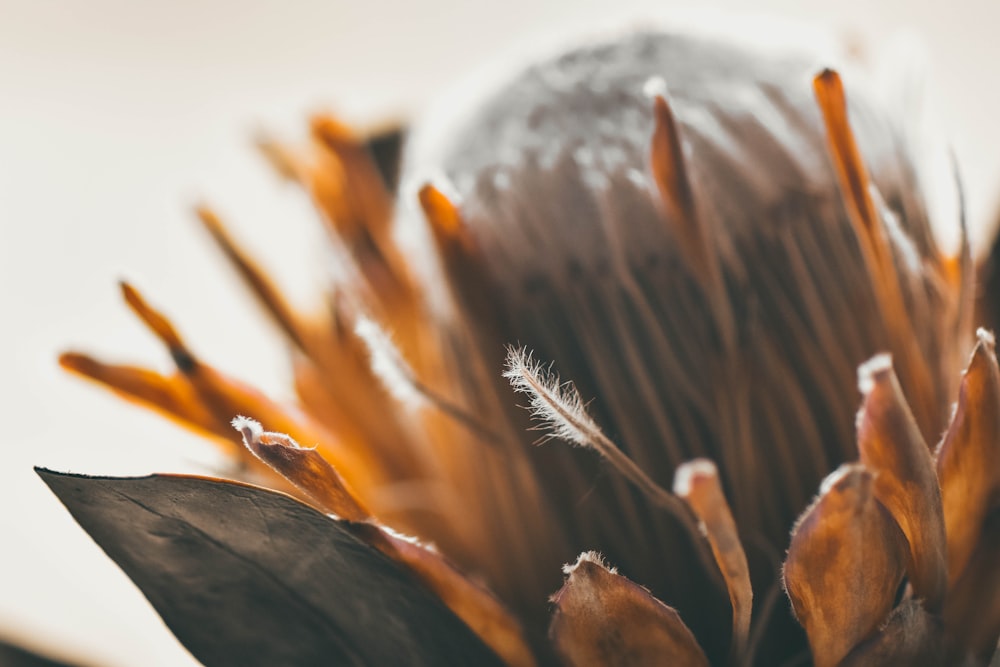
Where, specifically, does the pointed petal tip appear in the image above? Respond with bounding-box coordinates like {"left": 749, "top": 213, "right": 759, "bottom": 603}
{"left": 642, "top": 75, "right": 669, "bottom": 100}
{"left": 976, "top": 327, "right": 996, "bottom": 350}
{"left": 417, "top": 180, "right": 464, "bottom": 239}
{"left": 858, "top": 353, "right": 894, "bottom": 395}
{"left": 672, "top": 458, "right": 718, "bottom": 497}
{"left": 818, "top": 462, "right": 872, "bottom": 497}
{"left": 231, "top": 415, "right": 262, "bottom": 443}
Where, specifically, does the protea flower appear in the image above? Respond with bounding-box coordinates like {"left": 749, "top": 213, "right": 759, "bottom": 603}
{"left": 36, "top": 23, "right": 1000, "bottom": 667}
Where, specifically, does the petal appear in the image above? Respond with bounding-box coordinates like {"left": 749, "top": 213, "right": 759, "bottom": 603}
{"left": 783, "top": 464, "right": 907, "bottom": 667}
{"left": 549, "top": 552, "right": 709, "bottom": 667}
{"left": 936, "top": 329, "right": 1000, "bottom": 583}
{"left": 943, "top": 509, "right": 1000, "bottom": 664}
{"left": 855, "top": 354, "right": 947, "bottom": 611}
{"left": 674, "top": 459, "right": 752, "bottom": 657}
{"left": 838, "top": 600, "right": 945, "bottom": 667}
{"left": 37, "top": 469, "right": 505, "bottom": 667}
{"left": 232, "top": 418, "right": 536, "bottom": 667}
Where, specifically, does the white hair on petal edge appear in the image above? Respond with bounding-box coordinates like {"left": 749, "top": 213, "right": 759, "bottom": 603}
{"left": 857, "top": 353, "right": 893, "bottom": 395}
{"left": 231, "top": 415, "right": 262, "bottom": 445}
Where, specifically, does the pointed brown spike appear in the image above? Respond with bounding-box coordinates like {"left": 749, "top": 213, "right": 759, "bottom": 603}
{"left": 233, "top": 416, "right": 371, "bottom": 523}
{"left": 813, "top": 70, "right": 882, "bottom": 244}
{"left": 58, "top": 352, "right": 216, "bottom": 434}
{"left": 549, "top": 552, "right": 710, "bottom": 667}
{"left": 119, "top": 281, "right": 195, "bottom": 369}
{"left": 674, "top": 460, "right": 752, "bottom": 659}
{"left": 196, "top": 206, "right": 307, "bottom": 352}
{"left": 856, "top": 355, "right": 947, "bottom": 611}
{"left": 255, "top": 135, "right": 306, "bottom": 183}
{"left": 110, "top": 284, "right": 375, "bottom": 487}
{"left": 649, "top": 92, "right": 712, "bottom": 281}
{"left": 814, "top": 69, "right": 939, "bottom": 443}
{"left": 936, "top": 329, "right": 1000, "bottom": 584}
{"left": 418, "top": 181, "right": 466, "bottom": 245}
{"left": 310, "top": 113, "right": 393, "bottom": 230}
{"left": 783, "top": 464, "right": 908, "bottom": 667}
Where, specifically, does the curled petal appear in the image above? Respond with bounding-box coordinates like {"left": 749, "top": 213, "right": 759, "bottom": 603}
{"left": 856, "top": 354, "right": 947, "bottom": 611}
{"left": 549, "top": 552, "right": 709, "bottom": 667}
{"left": 936, "top": 329, "right": 1000, "bottom": 583}
{"left": 783, "top": 464, "right": 907, "bottom": 667}
{"left": 233, "top": 416, "right": 371, "bottom": 523}
{"left": 674, "top": 459, "right": 752, "bottom": 657}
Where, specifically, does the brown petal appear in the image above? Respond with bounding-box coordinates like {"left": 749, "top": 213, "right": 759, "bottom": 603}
{"left": 351, "top": 523, "right": 538, "bottom": 667}
{"left": 549, "top": 552, "right": 709, "bottom": 667}
{"left": 232, "top": 418, "right": 536, "bottom": 666}
{"left": 855, "top": 354, "right": 947, "bottom": 611}
{"left": 814, "top": 69, "right": 938, "bottom": 441}
{"left": 783, "top": 464, "right": 907, "bottom": 667}
{"left": 37, "top": 469, "right": 506, "bottom": 667}
{"left": 936, "top": 329, "right": 1000, "bottom": 584}
{"left": 63, "top": 282, "right": 375, "bottom": 487}
{"left": 838, "top": 600, "right": 945, "bottom": 667}
{"left": 233, "top": 416, "right": 371, "bottom": 522}
{"left": 196, "top": 205, "right": 309, "bottom": 352}
{"left": 674, "top": 459, "right": 752, "bottom": 657}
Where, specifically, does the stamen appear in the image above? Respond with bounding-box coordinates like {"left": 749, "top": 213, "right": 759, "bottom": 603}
{"left": 503, "top": 347, "right": 684, "bottom": 515}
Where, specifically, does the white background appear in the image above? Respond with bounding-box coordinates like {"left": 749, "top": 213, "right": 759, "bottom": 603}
{"left": 2, "top": 1, "right": 999, "bottom": 664}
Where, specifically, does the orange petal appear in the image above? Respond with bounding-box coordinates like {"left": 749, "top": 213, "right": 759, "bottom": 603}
{"left": 936, "top": 329, "right": 1000, "bottom": 584}
{"left": 196, "top": 206, "right": 308, "bottom": 352}
{"left": 233, "top": 416, "right": 371, "bottom": 523}
{"left": 549, "top": 552, "right": 709, "bottom": 667}
{"left": 58, "top": 352, "right": 218, "bottom": 435}
{"left": 349, "top": 523, "right": 538, "bottom": 667}
{"left": 673, "top": 459, "right": 752, "bottom": 657}
{"left": 649, "top": 91, "right": 709, "bottom": 282}
{"left": 783, "top": 464, "right": 907, "bottom": 667}
{"left": 855, "top": 354, "right": 947, "bottom": 611}
{"left": 813, "top": 69, "right": 938, "bottom": 440}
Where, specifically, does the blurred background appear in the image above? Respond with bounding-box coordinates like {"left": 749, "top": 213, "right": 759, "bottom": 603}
{"left": 1, "top": 0, "right": 998, "bottom": 664}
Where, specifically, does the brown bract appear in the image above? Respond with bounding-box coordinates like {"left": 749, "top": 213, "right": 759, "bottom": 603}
{"left": 549, "top": 553, "right": 709, "bottom": 667}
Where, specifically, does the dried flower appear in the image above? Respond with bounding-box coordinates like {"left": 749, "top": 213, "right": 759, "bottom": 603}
{"left": 37, "top": 24, "right": 1000, "bottom": 667}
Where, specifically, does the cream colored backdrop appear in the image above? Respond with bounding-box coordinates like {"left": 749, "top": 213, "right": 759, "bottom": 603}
{"left": 1, "top": 1, "right": 998, "bottom": 665}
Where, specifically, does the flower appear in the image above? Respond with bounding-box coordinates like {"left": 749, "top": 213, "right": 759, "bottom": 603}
{"left": 42, "top": 24, "right": 1000, "bottom": 667}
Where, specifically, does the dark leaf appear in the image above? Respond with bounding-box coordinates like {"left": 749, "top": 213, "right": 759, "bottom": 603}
{"left": 37, "top": 469, "right": 505, "bottom": 667}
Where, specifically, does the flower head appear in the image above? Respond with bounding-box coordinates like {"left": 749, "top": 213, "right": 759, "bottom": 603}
{"left": 44, "top": 24, "right": 1000, "bottom": 667}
